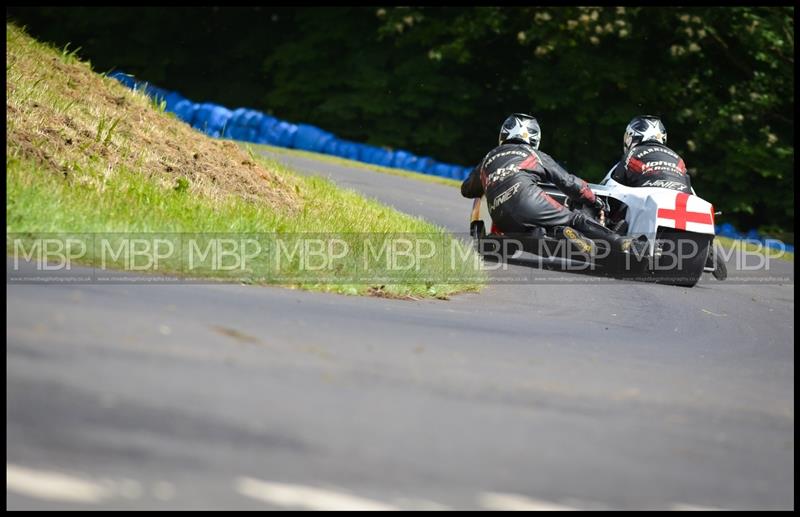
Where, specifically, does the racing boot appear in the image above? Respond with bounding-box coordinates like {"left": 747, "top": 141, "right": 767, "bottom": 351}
{"left": 560, "top": 226, "right": 596, "bottom": 255}
{"left": 570, "top": 212, "right": 634, "bottom": 255}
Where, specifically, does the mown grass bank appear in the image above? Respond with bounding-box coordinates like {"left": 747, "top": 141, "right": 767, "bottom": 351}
{"left": 6, "top": 23, "right": 485, "bottom": 298}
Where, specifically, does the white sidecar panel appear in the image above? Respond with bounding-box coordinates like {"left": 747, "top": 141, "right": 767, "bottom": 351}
{"left": 590, "top": 179, "right": 715, "bottom": 237}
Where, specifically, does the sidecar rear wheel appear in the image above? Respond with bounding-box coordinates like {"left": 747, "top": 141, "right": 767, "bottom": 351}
{"left": 651, "top": 229, "right": 712, "bottom": 287}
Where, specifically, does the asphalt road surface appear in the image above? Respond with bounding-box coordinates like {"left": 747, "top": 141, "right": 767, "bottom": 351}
{"left": 6, "top": 150, "right": 794, "bottom": 510}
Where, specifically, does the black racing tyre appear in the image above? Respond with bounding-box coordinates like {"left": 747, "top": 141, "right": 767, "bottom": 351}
{"left": 712, "top": 242, "right": 728, "bottom": 281}
{"left": 651, "top": 228, "right": 713, "bottom": 287}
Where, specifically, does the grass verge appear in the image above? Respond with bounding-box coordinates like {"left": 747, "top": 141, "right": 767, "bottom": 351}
{"left": 6, "top": 23, "right": 485, "bottom": 299}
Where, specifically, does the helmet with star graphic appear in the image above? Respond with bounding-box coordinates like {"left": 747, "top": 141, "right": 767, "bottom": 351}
{"left": 498, "top": 113, "right": 541, "bottom": 149}
{"left": 623, "top": 115, "right": 667, "bottom": 154}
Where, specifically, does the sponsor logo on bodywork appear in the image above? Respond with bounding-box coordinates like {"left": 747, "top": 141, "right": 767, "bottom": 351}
{"left": 641, "top": 179, "right": 690, "bottom": 191}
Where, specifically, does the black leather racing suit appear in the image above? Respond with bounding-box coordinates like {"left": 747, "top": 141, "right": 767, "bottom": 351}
{"left": 461, "top": 142, "right": 623, "bottom": 246}
{"left": 610, "top": 142, "right": 692, "bottom": 193}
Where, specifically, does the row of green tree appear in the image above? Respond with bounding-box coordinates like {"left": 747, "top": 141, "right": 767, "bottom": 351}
{"left": 7, "top": 7, "right": 794, "bottom": 236}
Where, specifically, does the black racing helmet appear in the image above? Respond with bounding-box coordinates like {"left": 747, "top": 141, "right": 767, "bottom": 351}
{"left": 623, "top": 115, "right": 667, "bottom": 153}
{"left": 499, "top": 113, "right": 541, "bottom": 149}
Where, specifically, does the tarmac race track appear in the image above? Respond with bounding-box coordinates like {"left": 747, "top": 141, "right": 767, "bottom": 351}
{"left": 6, "top": 150, "right": 794, "bottom": 510}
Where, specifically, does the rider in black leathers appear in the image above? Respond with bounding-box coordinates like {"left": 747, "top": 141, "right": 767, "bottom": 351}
{"left": 461, "top": 113, "right": 636, "bottom": 253}
{"left": 609, "top": 115, "right": 726, "bottom": 278}
{"left": 609, "top": 115, "right": 692, "bottom": 193}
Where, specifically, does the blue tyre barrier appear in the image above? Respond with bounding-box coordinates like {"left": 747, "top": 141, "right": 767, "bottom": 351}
{"left": 329, "top": 139, "right": 360, "bottom": 160}
{"left": 257, "top": 120, "right": 297, "bottom": 147}
{"left": 164, "top": 91, "right": 186, "bottom": 112}
{"left": 255, "top": 116, "right": 279, "bottom": 144}
{"left": 193, "top": 103, "right": 232, "bottom": 138}
{"left": 173, "top": 100, "right": 198, "bottom": 125}
{"left": 294, "top": 124, "right": 335, "bottom": 153}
